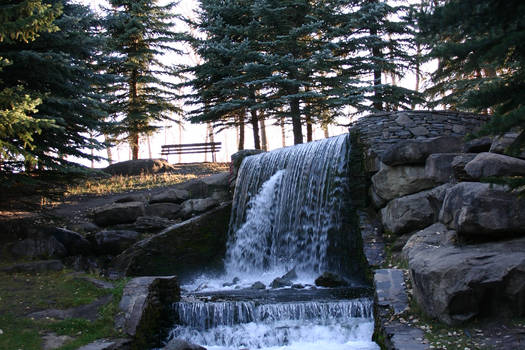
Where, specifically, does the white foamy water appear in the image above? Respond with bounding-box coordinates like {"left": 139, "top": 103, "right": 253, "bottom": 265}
{"left": 162, "top": 135, "right": 379, "bottom": 350}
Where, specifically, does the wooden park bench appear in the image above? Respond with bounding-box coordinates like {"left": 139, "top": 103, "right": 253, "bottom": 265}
{"left": 161, "top": 142, "right": 221, "bottom": 162}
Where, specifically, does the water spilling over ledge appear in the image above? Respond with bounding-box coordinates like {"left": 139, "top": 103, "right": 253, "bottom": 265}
{"left": 163, "top": 134, "right": 377, "bottom": 350}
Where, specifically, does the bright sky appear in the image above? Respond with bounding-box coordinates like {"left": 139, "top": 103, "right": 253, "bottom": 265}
{"left": 75, "top": 0, "right": 431, "bottom": 168}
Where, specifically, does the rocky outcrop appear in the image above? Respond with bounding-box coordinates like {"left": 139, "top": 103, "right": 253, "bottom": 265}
{"left": 92, "top": 202, "right": 145, "bottom": 227}
{"left": 113, "top": 203, "right": 232, "bottom": 277}
{"left": 371, "top": 165, "right": 438, "bottom": 202}
{"left": 92, "top": 230, "right": 141, "bottom": 255}
{"left": 439, "top": 182, "right": 525, "bottom": 237}
{"left": 149, "top": 189, "right": 190, "bottom": 204}
{"left": 465, "top": 152, "right": 525, "bottom": 179}
{"left": 381, "top": 136, "right": 463, "bottom": 166}
{"left": 381, "top": 184, "right": 452, "bottom": 235}
{"left": 115, "top": 276, "right": 180, "bottom": 350}
{"left": 403, "top": 224, "right": 525, "bottom": 325}
{"left": 424, "top": 153, "right": 462, "bottom": 183}
{"left": 104, "top": 159, "right": 176, "bottom": 176}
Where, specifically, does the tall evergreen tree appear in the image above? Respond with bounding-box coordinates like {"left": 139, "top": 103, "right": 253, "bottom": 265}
{"left": 419, "top": 0, "right": 525, "bottom": 155}
{"left": 1, "top": 0, "right": 111, "bottom": 169}
{"left": 0, "top": 0, "right": 61, "bottom": 165}
{"left": 106, "top": 0, "right": 183, "bottom": 159}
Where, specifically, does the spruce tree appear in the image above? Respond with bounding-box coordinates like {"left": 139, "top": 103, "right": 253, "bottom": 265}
{"left": 419, "top": 0, "right": 525, "bottom": 154}
{"left": 0, "top": 0, "right": 62, "bottom": 166}
{"left": 106, "top": 0, "right": 183, "bottom": 159}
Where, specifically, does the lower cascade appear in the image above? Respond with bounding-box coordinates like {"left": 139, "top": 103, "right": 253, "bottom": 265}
{"left": 163, "top": 134, "right": 379, "bottom": 350}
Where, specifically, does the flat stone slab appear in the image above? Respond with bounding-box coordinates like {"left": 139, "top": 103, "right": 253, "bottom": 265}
{"left": 374, "top": 269, "right": 408, "bottom": 315}
{"left": 77, "top": 338, "right": 131, "bottom": 350}
{"left": 382, "top": 321, "right": 429, "bottom": 350}
{"left": 358, "top": 210, "right": 385, "bottom": 267}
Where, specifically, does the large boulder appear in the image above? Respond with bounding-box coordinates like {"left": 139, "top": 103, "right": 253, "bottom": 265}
{"left": 450, "top": 154, "right": 477, "bottom": 181}
{"left": 149, "top": 189, "right": 190, "bottom": 204}
{"left": 49, "top": 227, "right": 93, "bottom": 256}
{"left": 145, "top": 203, "right": 181, "bottom": 220}
{"left": 371, "top": 165, "right": 438, "bottom": 202}
{"left": 381, "top": 184, "right": 452, "bottom": 235}
{"left": 92, "top": 202, "right": 145, "bottom": 227}
{"left": 490, "top": 132, "right": 525, "bottom": 158}
{"left": 464, "top": 152, "right": 525, "bottom": 179}
{"left": 381, "top": 136, "right": 463, "bottom": 166}
{"left": 92, "top": 230, "right": 141, "bottom": 255}
{"left": 403, "top": 223, "right": 525, "bottom": 325}
{"left": 424, "top": 153, "right": 462, "bottom": 183}
{"left": 177, "top": 172, "right": 230, "bottom": 199}
{"left": 115, "top": 276, "right": 180, "bottom": 349}
{"left": 464, "top": 136, "right": 492, "bottom": 153}
{"left": 104, "top": 159, "right": 176, "bottom": 176}
{"left": 180, "top": 198, "right": 219, "bottom": 219}
{"left": 439, "top": 182, "right": 525, "bottom": 238}
{"left": 113, "top": 203, "right": 232, "bottom": 277}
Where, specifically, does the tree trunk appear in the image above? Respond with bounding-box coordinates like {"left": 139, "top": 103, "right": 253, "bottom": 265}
{"left": 250, "top": 109, "right": 261, "bottom": 150}
{"left": 280, "top": 117, "right": 286, "bottom": 147}
{"left": 207, "top": 122, "right": 216, "bottom": 162}
{"left": 290, "top": 96, "right": 303, "bottom": 145}
{"left": 238, "top": 111, "right": 245, "bottom": 151}
{"left": 306, "top": 114, "right": 313, "bottom": 142}
{"left": 104, "top": 134, "right": 113, "bottom": 165}
{"left": 259, "top": 117, "right": 268, "bottom": 151}
{"left": 130, "top": 68, "right": 140, "bottom": 160}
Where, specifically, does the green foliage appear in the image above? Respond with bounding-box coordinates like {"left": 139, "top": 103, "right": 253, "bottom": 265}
{"left": 105, "top": 0, "right": 184, "bottom": 159}
{"left": 0, "top": 0, "right": 113, "bottom": 169}
{"left": 0, "top": 0, "right": 62, "bottom": 43}
{"left": 187, "top": 0, "right": 420, "bottom": 145}
{"left": 418, "top": 0, "right": 525, "bottom": 148}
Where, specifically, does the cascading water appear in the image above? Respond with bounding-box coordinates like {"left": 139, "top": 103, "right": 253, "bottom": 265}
{"left": 162, "top": 134, "right": 378, "bottom": 350}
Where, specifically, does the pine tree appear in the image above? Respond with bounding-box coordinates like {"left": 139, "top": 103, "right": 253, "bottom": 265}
{"left": 419, "top": 0, "right": 525, "bottom": 154}
{"left": 106, "top": 0, "right": 183, "bottom": 160}
{"left": 1, "top": 0, "right": 113, "bottom": 169}
{"left": 0, "top": 0, "right": 62, "bottom": 166}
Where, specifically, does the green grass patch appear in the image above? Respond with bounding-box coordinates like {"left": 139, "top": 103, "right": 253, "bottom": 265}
{"left": 0, "top": 270, "right": 128, "bottom": 350}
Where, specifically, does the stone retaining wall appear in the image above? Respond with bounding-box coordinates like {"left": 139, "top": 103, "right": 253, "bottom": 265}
{"left": 349, "top": 111, "right": 490, "bottom": 172}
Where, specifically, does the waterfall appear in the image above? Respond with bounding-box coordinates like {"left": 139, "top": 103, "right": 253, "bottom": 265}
{"left": 226, "top": 134, "right": 358, "bottom": 278}
{"left": 162, "top": 134, "right": 378, "bottom": 350}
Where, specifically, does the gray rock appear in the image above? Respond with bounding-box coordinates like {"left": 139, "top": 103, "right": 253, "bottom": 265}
{"left": 374, "top": 269, "right": 409, "bottom": 315}
{"left": 250, "top": 281, "right": 266, "bottom": 290}
{"left": 439, "top": 182, "right": 525, "bottom": 237}
{"left": 42, "top": 333, "right": 74, "bottom": 350}
{"left": 180, "top": 198, "right": 219, "bottom": 218}
{"left": 394, "top": 113, "right": 415, "bottom": 127}
{"left": 115, "top": 276, "right": 180, "bottom": 349}
{"left": 77, "top": 339, "right": 132, "bottom": 350}
{"left": 424, "top": 153, "right": 461, "bottom": 183}
{"left": 281, "top": 267, "right": 298, "bottom": 282}
{"left": 401, "top": 223, "right": 457, "bottom": 262}
{"left": 126, "top": 216, "right": 175, "bottom": 233}
{"left": 50, "top": 227, "right": 93, "bottom": 256}
{"left": 92, "top": 202, "right": 145, "bottom": 227}
{"left": 369, "top": 185, "right": 387, "bottom": 209}
{"left": 381, "top": 184, "right": 452, "bottom": 235}
{"left": 409, "top": 126, "right": 429, "bottom": 136}
{"left": 112, "top": 203, "right": 231, "bottom": 277}
{"left": 104, "top": 159, "right": 176, "bottom": 176}
{"left": 270, "top": 277, "right": 292, "bottom": 288}
{"left": 29, "top": 294, "right": 113, "bottom": 321}
{"left": 9, "top": 236, "right": 67, "bottom": 259}
{"left": 0, "top": 260, "right": 64, "bottom": 274}
{"left": 464, "top": 136, "right": 492, "bottom": 153}
{"left": 315, "top": 272, "right": 348, "bottom": 287}
{"left": 490, "top": 132, "right": 525, "bottom": 158}
{"left": 149, "top": 189, "right": 190, "bottom": 204}
{"left": 465, "top": 152, "right": 525, "bottom": 179}
{"left": 146, "top": 203, "right": 181, "bottom": 220}
{"left": 450, "top": 153, "right": 477, "bottom": 181}
{"left": 403, "top": 224, "right": 525, "bottom": 325}
{"left": 371, "top": 165, "right": 438, "bottom": 202}
{"left": 178, "top": 172, "right": 231, "bottom": 198}
{"left": 201, "top": 172, "right": 230, "bottom": 188}
{"left": 93, "top": 230, "right": 140, "bottom": 255}
{"left": 115, "top": 194, "right": 147, "bottom": 203}
{"left": 163, "top": 338, "right": 206, "bottom": 350}
{"left": 381, "top": 136, "right": 463, "bottom": 166}
{"left": 70, "top": 221, "right": 99, "bottom": 234}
